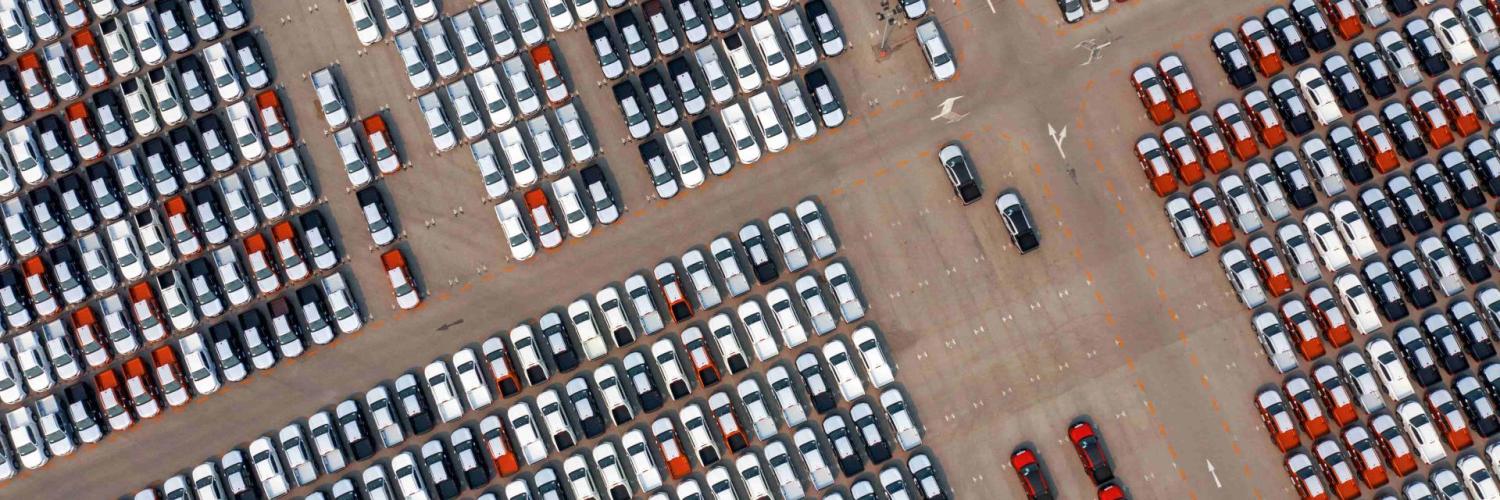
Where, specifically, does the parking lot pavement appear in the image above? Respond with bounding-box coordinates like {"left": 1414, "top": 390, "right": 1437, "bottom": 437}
{"left": 0, "top": 0, "right": 1317, "bottom": 498}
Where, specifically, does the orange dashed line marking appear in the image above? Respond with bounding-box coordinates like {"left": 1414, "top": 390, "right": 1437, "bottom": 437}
{"left": 852, "top": 178, "right": 867, "bottom": 187}
{"left": 434, "top": 291, "right": 452, "bottom": 302}
{"left": 1062, "top": 226, "right": 1073, "bottom": 240}
{"left": 1189, "top": 352, "right": 1200, "bottom": 367}
{"left": 1115, "top": 335, "right": 1125, "bottom": 347}
{"left": 1085, "top": 138, "right": 1095, "bottom": 151}
{"left": 1084, "top": 270, "right": 1093, "bottom": 283}
{"left": 874, "top": 168, "right": 889, "bottom": 177}
{"left": 1135, "top": 244, "right": 1146, "bottom": 257}
{"left": 1072, "top": 246, "right": 1083, "bottom": 261}
{"left": 1041, "top": 183, "right": 1053, "bottom": 198}
{"left": 917, "top": 150, "right": 932, "bottom": 158}
{"left": 481, "top": 273, "right": 497, "bottom": 282}
{"left": 1116, "top": 201, "right": 1126, "bottom": 214}
{"left": 1084, "top": 80, "right": 1095, "bottom": 91}
{"left": 961, "top": 130, "right": 974, "bottom": 141}
{"left": 460, "top": 283, "right": 473, "bottom": 293}
{"left": 1233, "top": 441, "right": 1243, "bottom": 455}
{"left": 1200, "top": 376, "right": 1211, "bottom": 389}
{"left": 1160, "top": 425, "right": 1171, "bottom": 440}
{"left": 897, "top": 159, "right": 911, "bottom": 169}
{"left": 1094, "top": 158, "right": 1106, "bottom": 172}
{"left": 1094, "top": 290, "right": 1105, "bottom": 304}
{"left": 1020, "top": 141, "right": 1031, "bottom": 154}
{"left": 1105, "top": 313, "right": 1116, "bottom": 326}
{"left": 831, "top": 187, "right": 845, "bottom": 196}
{"left": 503, "top": 265, "right": 517, "bottom": 273}
{"left": 1144, "top": 265, "right": 1156, "bottom": 280}
{"left": 1166, "top": 307, "right": 1178, "bottom": 321}
{"left": 1031, "top": 163, "right": 1042, "bottom": 175}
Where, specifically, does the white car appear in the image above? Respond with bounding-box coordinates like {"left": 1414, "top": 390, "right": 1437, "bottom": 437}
{"left": 1334, "top": 272, "right": 1381, "bottom": 334}
{"left": 1295, "top": 67, "right": 1341, "bottom": 125}
{"left": 321, "top": 272, "right": 363, "bottom": 335}
{"left": 622, "top": 428, "right": 665, "bottom": 492}
{"left": 748, "top": 91, "right": 788, "bottom": 153}
{"left": 312, "top": 68, "right": 350, "bottom": 129}
{"left": 824, "top": 262, "right": 864, "bottom": 322}
{"left": 225, "top": 101, "right": 265, "bottom": 162}
{"left": 822, "top": 339, "right": 864, "bottom": 401}
{"left": 417, "top": 91, "right": 456, "bottom": 152}
{"left": 249, "top": 437, "right": 291, "bottom": 498}
{"left": 1398, "top": 399, "right": 1448, "bottom": 464}
{"left": 421, "top": 20, "right": 460, "bottom": 80}
{"left": 495, "top": 198, "right": 536, "bottom": 261}
{"left": 498, "top": 125, "right": 537, "bottom": 188}
{"left": 794, "top": 426, "right": 835, "bottom": 490}
{"left": 749, "top": 20, "right": 790, "bottom": 80}
{"left": 307, "top": 411, "right": 347, "bottom": 474}
{"left": 1330, "top": 200, "right": 1377, "bottom": 261}
{"left": 779, "top": 9, "right": 817, "bottom": 69}
{"left": 566, "top": 299, "right": 608, "bottom": 360}
{"left": 1461, "top": 453, "right": 1500, "bottom": 500}
{"left": 1304, "top": 210, "right": 1351, "bottom": 272}
{"left": 557, "top": 102, "right": 594, "bottom": 164}
{"left": 527, "top": 116, "right": 564, "bottom": 175}
{"left": 1433, "top": 7, "right": 1479, "bottom": 65}
{"left": 627, "top": 274, "right": 665, "bottom": 334}
{"left": 345, "top": 0, "right": 383, "bottom": 45}
{"left": 365, "top": 386, "right": 405, "bottom": 447}
{"left": 1220, "top": 248, "right": 1266, "bottom": 309}
{"left": 395, "top": 32, "right": 433, "bottom": 90}
{"left": 202, "top": 42, "right": 243, "bottom": 102}
{"left": 722, "top": 32, "right": 762, "bottom": 93}
{"left": 852, "top": 326, "right": 895, "bottom": 388}
{"left": 452, "top": 348, "right": 494, "bottom": 410}
{"left": 682, "top": 250, "right": 723, "bottom": 310}
{"left": 424, "top": 360, "right": 465, "bottom": 423}
{"left": 178, "top": 332, "right": 220, "bottom": 396}
{"left": 472, "top": 140, "right": 509, "bottom": 198}
{"left": 916, "top": 20, "right": 955, "bottom": 81}
{"left": 721, "top": 102, "right": 761, "bottom": 164}
{"left": 664, "top": 127, "right": 705, "bottom": 189}
{"left": 334, "top": 128, "right": 372, "bottom": 188}
{"left": 507, "top": 403, "right": 550, "bottom": 464}
{"left": 502, "top": 56, "right": 541, "bottom": 117}
{"left": 738, "top": 300, "right": 779, "bottom": 361}
{"left": 542, "top": 0, "right": 574, "bottom": 32}
{"left": 778, "top": 80, "right": 817, "bottom": 141}
{"left": 766, "top": 287, "right": 808, "bottom": 348}
{"left": 551, "top": 176, "right": 592, "bottom": 238}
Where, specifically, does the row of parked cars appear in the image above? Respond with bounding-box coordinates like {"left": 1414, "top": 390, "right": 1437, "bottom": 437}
{"left": 0, "top": 265, "right": 363, "bottom": 479}
{"left": 491, "top": 165, "right": 620, "bottom": 261}
{"left": 1009, "top": 420, "right": 1125, "bottom": 500}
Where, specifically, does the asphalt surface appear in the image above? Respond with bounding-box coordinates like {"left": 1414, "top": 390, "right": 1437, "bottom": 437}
{"left": 0, "top": 0, "right": 1320, "bottom": 499}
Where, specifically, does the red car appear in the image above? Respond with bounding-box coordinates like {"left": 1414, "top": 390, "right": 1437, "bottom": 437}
{"left": 1188, "top": 114, "right": 1232, "bottom": 172}
{"left": 523, "top": 188, "right": 561, "bottom": 249}
{"left": 20, "top": 256, "right": 55, "bottom": 317}
{"left": 1428, "top": 389, "right": 1474, "bottom": 451}
{"left": 121, "top": 357, "right": 160, "bottom": 419}
{"left": 1286, "top": 452, "right": 1330, "bottom": 500}
{"left": 1068, "top": 422, "right": 1114, "bottom": 485}
{"left": 1214, "top": 102, "right": 1259, "bottom": 161}
{"left": 94, "top": 368, "right": 130, "bottom": 427}
{"left": 1190, "top": 186, "right": 1233, "bottom": 246}
{"left": 255, "top": 90, "right": 294, "bottom": 151}
{"left": 71, "top": 30, "right": 110, "bottom": 89}
{"left": 1369, "top": 414, "right": 1417, "bottom": 476}
{"left": 1286, "top": 377, "right": 1331, "bottom": 439}
{"left": 362, "top": 114, "right": 401, "bottom": 173}
{"left": 1311, "top": 365, "right": 1358, "bottom": 427}
{"left": 681, "top": 328, "right": 720, "bottom": 388}
{"left": 1157, "top": 54, "right": 1200, "bottom": 112}
{"left": 483, "top": 340, "right": 522, "bottom": 398}
{"left": 1135, "top": 136, "right": 1176, "bottom": 197}
{"left": 17, "top": 52, "right": 53, "bottom": 111}
{"left": 1239, "top": 18, "right": 1283, "bottom": 76}
{"left": 163, "top": 196, "right": 201, "bottom": 257}
{"left": 243, "top": 233, "right": 281, "bottom": 295}
{"left": 1409, "top": 90, "right": 1454, "bottom": 148}
{"left": 1281, "top": 299, "right": 1327, "bottom": 361}
{"left": 1436, "top": 78, "right": 1482, "bottom": 137}
{"left": 1130, "top": 65, "right": 1174, "bottom": 125}
{"left": 1162, "top": 125, "right": 1203, "bottom": 184}
{"left": 1248, "top": 236, "right": 1293, "bottom": 297}
{"left": 1354, "top": 115, "right": 1400, "bottom": 173}
{"left": 1010, "top": 448, "right": 1053, "bottom": 500}
{"left": 1257, "top": 389, "right": 1301, "bottom": 452}
{"left": 1339, "top": 425, "right": 1387, "bottom": 488}
{"left": 128, "top": 282, "right": 167, "bottom": 342}
{"left": 653, "top": 418, "right": 692, "bottom": 480}
{"left": 709, "top": 394, "right": 748, "bottom": 452}
{"left": 381, "top": 248, "right": 420, "bottom": 310}
{"left": 1244, "top": 90, "right": 1287, "bottom": 148}
{"left": 1307, "top": 288, "right": 1353, "bottom": 348}
{"left": 70, "top": 306, "right": 107, "bottom": 366}
{"left": 271, "top": 221, "right": 309, "bottom": 282}
{"left": 1313, "top": 439, "right": 1360, "bottom": 500}
{"left": 1320, "top": 0, "right": 1363, "bottom": 40}
{"left": 480, "top": 417, "right": 521, "bottom": 476}
{"left": 1097, "top": 483, "right": 1127, "bottom": 500}
{"left": 65, "top": 102, "right": 103, "bottom": 161}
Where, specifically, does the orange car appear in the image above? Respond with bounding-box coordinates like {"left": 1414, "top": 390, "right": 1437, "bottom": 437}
{"left": 70, "top": 306, "right": 107, "bottom": 366}
{"left": 653, "top": 418, "right": 692, "bottom": 480}
{"left": 1308, "top": 288, "right": 1353, "bottom": 348}
{"left": 1157, "top": 54, "right": 1201, "bottom": 112}
{"left": 709, "top": 393, "right": 749, "bottom": 453}
{"left": 271, "top": 221, "right": 309, "bottom": 281}
{"left": 1243, "top": 90, "right": 1287, "bottom": 148}
{"left": 1409, "top": 90, "right": 1454, "bottom": 149}
{"left": 1257, "top": 389, "right": 1301, "bottom": 452}
{"left": 128, "top": 282, "right": 168, "bottom": 342}
{"left": 1282, "top": 300, "right": 1327, "bottom": 361}
{"left": 1429, "top": 390, "right": 1474, "bottom": 451}
{"left": 1239, "top": 18, "right": 1283, "bottom": 76}
{"left": 1354, "top": 115, "right": 1400, "bottom": 174}
{"left": 1249, "top": 236, "right": 1293, "bottom": 297}
{"left": 255, "top": 90, "right": 293, "bottom": 151}
{"left": 1320, "top": 0, "right": 1363, "bottom": 40}
{"left": 1313, "top": 440, "right": 1360, "bottom": 500}
{"left": 243, "top": 232, "right": 282, "bottom": 295}
{"left": 681, "top": 328, "right": 721, "bottom": 388}
{"left": 65, "top": 102, "right": 103, "bottom": 161}
{"left": 1287, "top": 377, "right": 1331, "bottom": 439}
{"left": 163, "top": 196, "right": 201, "bottom": 257}
{"left": 1189, "top": 186, "right": 1233, "bottom": 246}
{"left": 1436, "top": 78, "right": 1482, "bottom": 137}
{"left": 1340, "top": 426, "right": 1387, "bottom": 489}
{"left": 1135, "top": 136, "right": 1176, "bottom": 197}
{"left": 1188, "top": 114, "right": 1231, "bottom": 173}
{"left": 1130, "top": 65, "right": 1174, "bottom": 125}
{"left": 381, "top": 248, "right": 420, "bottom": 310}
{"left": 16, "top": 52, "right": 52, "bottom": 111}
{"left": 1370, "top": 415, "right": 1417, "bottom": 477}
{"left": 1312, "top": 365, "right": 1358, "bottom": 427}
{"left": 1215, "top": 102, "right": 1259, "bottom": 161}
{"left": 121, "top": 357, "right": 160, "bottom": 419}
{"left": 362, "top": 114, "right": 400, "bottom": 173}
{"left": 71, "top": 30, "right": 110, "bottom": 89}
{"left": 1162, "top": 125, "right": 1203, "bottom": 184}
{"left": 94, "top": 368, "right": 130, "bottom": 429}
{"left": 481, "top": 417, "right": 520, "bottom": 476}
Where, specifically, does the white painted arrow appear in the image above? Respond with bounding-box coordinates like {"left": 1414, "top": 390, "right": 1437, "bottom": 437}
{"left": 1048, "top": 123, "right": 1068, "bottom": 159}
{"left": 1206, "top": 459, "right": 1222, "bottom": 488}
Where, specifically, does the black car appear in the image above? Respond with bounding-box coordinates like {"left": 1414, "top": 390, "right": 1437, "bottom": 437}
{"left": 36, "top": 115, "right": 73, "bottom": 168}
{"left": 1350, "top": 41, "right": 1397, "bottom": 99}
{"left": 230, "top": 32, "right": 269, "bottom": 79}
{"left": 689, "top": 116, "right": 731, "bottom": 174}
{"left": 1414, "top": 163, "right": 1460, "bottom": 221}
{"left": 541, "top": 312, "right": 579, "bottom": 372}
{"left": 997, "top": 192, "right": 1039, "bottom": 253}
{"left": 1272, "top": 150, "right": 1316, "bottom": 209}
{"left": 238, "top": 308, "right": 276, "bottom": 367}
{"left": 186, "top": 258, "right": 222, "bottom": 308}
{"left": 196, "top": 113, "right": 235, "bottom": 168}
{"left": 192, "top": 186, "right": 226, "bottom": 239}
{"left": 1358, "top": 188, "right": 1404, "bottom": 246}
{"left": 1322, "top": 55, "right": 1367, "bottom": 111}
{"left": 666, "top": 55, "right": 701, "bottom": 110}
{"left": 176, "top": 56, "right": 215, "bottom": 109}
{"left": 266, "top": 296, "right": 304, "bottom": 352}
{"left": 614, "top": 80, "right": 652, "bottom": 137}
{"left": 624, "top": 352, "right": 665, "bottom": 412}
{"left": 1446, "top": 224, "right": 1491, "bottom": 283}
{"left": 613, "top": 9, "right": 650, "bottom": 65}
{"left": 1426, "top": 314, "right": 1470, "bottom": 374}
{"left": 1290, "top": 0, "right": 1335, "bottom": 52}
{"left": 452, "top": 431, "right": 490, "bottom": 488}
{"left": 208, "top": 322, "right": 248, "bottom": 380}
{"left": 1211, "top": 31, "right": 1256, "bottom": 89}
{"left": 296, "top": 285, "right": 330, "bottom": 330}
{"left": 852, "top": 406, "right": 892, "bottom": 464}
{"left": 28, "top": 188, "right": 65, "bottom": 241}
{"left": 1386, "top": 175, "right": 1432, "bottom": 234}
{"left": 84, "top": 163, "right": 123, "bottom": 220}
{"left": 826, "top": 415, "right": 864, "bottom": 477}
{"left": 221, "top": 450, "right": 259, "bottom": 500}
{"left": 92, "top": 89, "right": 131, "bottom": 149}
{"left": 638, "top": 66, "right": 678, "bottom": 127}
{"left": 169, "top": 126, "right": 207, "bottom": 181}
{"left": 142, "top": 138, "right": 180, "bottom": 194}
{"left": 1485, "top": 363, "right": 1500, "bottom": 398}
{"left": 1329, "top": 126, "right": 1373, "bottom": 184}
{"left": 1380, "top": 102, "right": 1427, "bottom": 160}
{"left": 1451, "top": 300, "right": 1498, "bottom": 361}
{"left": 56, "top": 173, "right": 94, "bottom": 231}
{"left": 356, "top": 186, "right": 394, "bottom": 239}
{"left": 586, "top": 22, "right": 623, "bottom": 79}
{"left": 1388, "top": 0, "right": 1417, "bottom": 15}
{"left": 580, "top": 164, "right": 620, "bottom": 225}
{"left": 1438, "top": 151, "right": 1486, "bottom": 209}
{"left": 1390, "top": 249, "right": 1437, "bottom": 309}
{"left": 1465, "top": 138, "right": 1500, "bottom": 196}
{"left": 798, "top": 354, "right": 837, "bottom": 413}
{"left": 0, "top": 66, "right": 27, "bottom": 119}
{"left": 1397, "top": 326, "right": 1443, "bottom": 387}
{"left": 1457, "top": 375, "right": 1500, "bottom": 437}
{"left": 62, "top": 383, "right": 104, "bottom": 440}
{"left": 47, "top": 245, "right": 83, "bottom": 299}
{"left": 422, "top": 444, "right": 461, "bottom": 499}
{"left": 740, "top": 223, "right": 778, "bottom": 284}
{"left": 939, "top": 142, "right": 980, "bottom": 204}
{"left": 1405, "top": 19, "right": 1448, "bottom": 76}
{"left": 1269, "top": 78, "right": 1314, "bottom": 136}
{"left": 805, "top": 68, "right": 845, "bottom": 128}
{"left": 1363, "top": 261, "right": 1409, "bottom": 321}
{"left": 1265, "top": 7, "right": 1310, "bottom": 64}
{"left": 396, "top": 374, "right": 436, "bottom": 434}
{"left": 567, "top": 380, "right": 606, "bottom": 438}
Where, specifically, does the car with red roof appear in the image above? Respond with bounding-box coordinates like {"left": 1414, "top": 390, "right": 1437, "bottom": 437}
{"left": 1244, "top": 90, "right": 1288, "bottom": 147}
{"left": 1340, "top": 425, "right": 1387, "bottom": 488}
{"left": 361, "top": 114, "right": 401, "bottom": 174}
{"left": 121, "top": 357, "right": 160, "bottom": 419}
{"left": 1369, "top": 414, "right": 1417, "bottom": 476}
{"left": 1427, "top": 388, "right": 1473, "bottom": 450}
{"left": 1436, "top": 77, "right": 1481, "bottom": 137}
{"left": 1313, "top": 439, "right": 1360, "bottom": 499}
{"left": 1240, "top": 18, "right": 1284, "bottom": 76}
{"left": 1307, "top": 287, "right": 1353, "bottom": 348}
{"left": 71, "top": 30, "right": 109, "bottom": 89}
{"left": 1258, "top": 388, "right": 1301, "bottom": 452}
{"left": 1188, "top": 114, "right": 1231, "bottom": 172}
{"left": 652, "top": 417, "right": 692, "bottom": 480}
{"left": 1354, "top": 114, "right": 1400, "bottom": 173}
{"left": 1320, "top": 0, "right": 1362, "bottom": 40}
{"left": 1010, "top": 447, "right": 1053, "bottom": 500}
{"left": 1068, "top": 421, "right": 1114, "bottom": 485}
{"left": 1249, "top": 235, "right": 1293, "bottom": 297}
{"left": 1282, "top": 299, "right": 1327, "bottom": 360}
{"left": 1131, "top": 65, "right": 1174, "bottom": 125}
{"left": 1190, "top": 186, "right": 1232, "bottom": 246}
{"left": 1135, "top": 136, "right": 1175, "bottom": 197}
{"left": 270, "top": 221, "right": 309, "bottom": 283}
{"left": 1286, "top": 451, "right": 1330, "bottom": 500}
{"left": 1215, "top": 102, "right": 1260, "bottom": 161}
{"left": 1409, "top": 90, "right": 1454, "bottom": 148}
{"left": 127, "top": 282, "right": 167, "bottom": 343}
{"left": 381, "top": 248, "right": 420, "bottom": 310}
{"left": 243, "top": 233, "right": 281, "bottom": 295}
{"left": 65, "top": 102, "right": 102, "bottom": 161}
{"left": 1312, "top": 364, "right": 1358, "bottom": 427}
